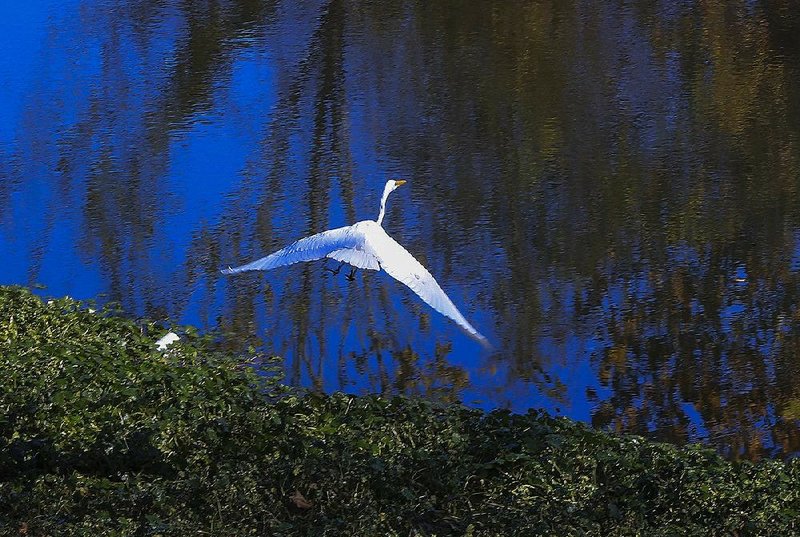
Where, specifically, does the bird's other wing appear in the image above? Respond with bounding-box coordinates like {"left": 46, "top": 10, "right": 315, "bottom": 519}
{"left": 363, "top": 222, "right": 488, "bottom": 345}
{"left": 221, "top": 225, "right": 377, "bottom": 274}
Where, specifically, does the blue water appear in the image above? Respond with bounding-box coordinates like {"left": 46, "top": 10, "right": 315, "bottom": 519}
{"left": 2, "top": 0, "right": 799, "bottom": 460}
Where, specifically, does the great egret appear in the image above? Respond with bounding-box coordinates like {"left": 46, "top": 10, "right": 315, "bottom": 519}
{"left": 222, "top": 180, "right": 488, "bottom": 345}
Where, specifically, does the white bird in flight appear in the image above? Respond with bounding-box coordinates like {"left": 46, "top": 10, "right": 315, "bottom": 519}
{"left": 222, "top": 179, "right": 488, "bottom": 345}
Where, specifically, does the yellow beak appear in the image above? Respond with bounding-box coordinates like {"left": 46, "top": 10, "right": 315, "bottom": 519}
{"left": 394, "top": 180, "right": 407, "bottom": 187}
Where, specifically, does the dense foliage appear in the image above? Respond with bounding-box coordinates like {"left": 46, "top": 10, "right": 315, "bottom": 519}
{"left": 0, "top": 286, "right": 798, "bottom": 536}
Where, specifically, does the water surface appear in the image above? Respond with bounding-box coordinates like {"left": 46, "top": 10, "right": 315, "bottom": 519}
{"left": 2, "top": 0, "right": 800, "bottom": 460}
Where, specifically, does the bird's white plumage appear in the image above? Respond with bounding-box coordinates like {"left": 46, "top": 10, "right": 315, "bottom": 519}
{"left": 221, "top": 226, "right": 369, "bottom": 273}
{"left": 358, "top": 221, "right": 486, "bottom": 344}
{"left": 222, "top": 180, "right": 487, "bottom": 344}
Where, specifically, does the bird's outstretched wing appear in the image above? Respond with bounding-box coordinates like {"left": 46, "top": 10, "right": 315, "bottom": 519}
{"left": 362, "top": 222, "right": 488, "bottom": 345}
{"left": 222, "top": 220, "right": 488, "bottom": 346}
{"left": 221, "top": 225, "right": 380, "bottom": 274}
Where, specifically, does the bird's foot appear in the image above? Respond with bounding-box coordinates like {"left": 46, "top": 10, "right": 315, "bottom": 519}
{"left": 346, "top": 267, "right": 357, "bottom": 281}
{"left": 324, "top": 261, "right": 345, "bottom": 276}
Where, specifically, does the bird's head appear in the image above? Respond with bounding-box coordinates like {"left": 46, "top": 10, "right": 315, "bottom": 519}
{"left": 387, "top": 179, "right": 407, "bottom": 193}
{"left": 377, "top": 179, "right": 407, "bottom": 225}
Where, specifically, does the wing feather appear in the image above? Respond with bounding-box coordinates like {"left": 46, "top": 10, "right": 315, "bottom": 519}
{"left": 221, "top": 225, "right": 377, "bottom": 274}
{"left": 223, "top": 220, "right": 487, "bottom": 346}
{"left": 363, "top": 223, "right": 488, "bottom": 344}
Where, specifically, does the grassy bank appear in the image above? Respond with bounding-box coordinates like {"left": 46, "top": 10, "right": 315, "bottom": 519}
{"left": 0, "top": 286, "right": 798, "bottom": 536}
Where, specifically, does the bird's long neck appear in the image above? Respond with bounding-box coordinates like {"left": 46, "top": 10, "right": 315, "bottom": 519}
{"left": 376, "top": 184, "right": 392, "bottom": 226}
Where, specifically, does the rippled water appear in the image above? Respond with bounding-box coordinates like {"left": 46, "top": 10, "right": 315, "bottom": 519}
{"left": 2, "top": 0, "right": 800, "bottom": 460}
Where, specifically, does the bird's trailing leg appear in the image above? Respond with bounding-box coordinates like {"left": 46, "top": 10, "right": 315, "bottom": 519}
{"left": 324, "top": 260, "right": 346, "bottom": 276}
{"left": 346, "top": 267, "right": 357, "bottom": 281}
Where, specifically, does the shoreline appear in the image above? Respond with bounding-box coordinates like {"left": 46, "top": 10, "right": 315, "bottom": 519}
{"left": 1, "top": 286, "right": 798, "bottom": 535}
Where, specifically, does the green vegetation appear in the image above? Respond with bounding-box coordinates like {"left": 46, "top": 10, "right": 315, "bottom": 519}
{"left": 0, "top": 286, "right": 798, "bottom": 536}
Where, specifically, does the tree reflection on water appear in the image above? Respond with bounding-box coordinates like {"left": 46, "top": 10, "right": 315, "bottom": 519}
{"left": 1, "top": 0, "right": 799, "bottom": 459}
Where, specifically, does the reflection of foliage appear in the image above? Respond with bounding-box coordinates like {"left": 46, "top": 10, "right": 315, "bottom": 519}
{"left": 6, "top": 0, "right": 800, "bottom": 459}
{"left": 393, "top": 342, "right": 470, "bottom": 403}
{"left": 356, "top": 1, "right": 800, "bottom": 459}
{"left": 585, "top": 251, "right": 800, "bottom": 459}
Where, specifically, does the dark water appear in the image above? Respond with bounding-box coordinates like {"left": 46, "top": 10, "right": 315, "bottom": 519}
{"left": 2, "top": 0, "right": 800, "bottom": 460}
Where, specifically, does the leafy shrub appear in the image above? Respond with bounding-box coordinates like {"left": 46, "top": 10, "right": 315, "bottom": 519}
{"left": 0, "top": 286, "right": 798, "bottom": 536}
